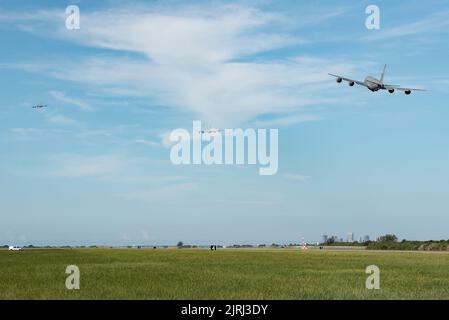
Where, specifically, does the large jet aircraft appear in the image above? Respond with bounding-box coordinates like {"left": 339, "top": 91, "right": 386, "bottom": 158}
{"left": 329, "top": 64, "right": 426, "bottom": 95}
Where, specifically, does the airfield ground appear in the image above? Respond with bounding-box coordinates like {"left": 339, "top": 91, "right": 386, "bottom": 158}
{"left": 1, "top": 248, "right": 449, "bottom": 299}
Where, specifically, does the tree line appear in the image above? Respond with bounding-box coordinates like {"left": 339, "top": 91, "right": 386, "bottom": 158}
{"left": 322, "top": 234, "right": 449, "bottom": 251}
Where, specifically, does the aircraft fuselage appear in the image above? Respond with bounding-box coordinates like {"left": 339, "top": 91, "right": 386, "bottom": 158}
{"left": 364, "top": 76, "right": 383, "bottom": 92}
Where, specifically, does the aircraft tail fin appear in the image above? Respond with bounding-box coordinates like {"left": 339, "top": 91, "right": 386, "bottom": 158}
{"left": 380, "top": 64, "right": 387, "bottom": 84}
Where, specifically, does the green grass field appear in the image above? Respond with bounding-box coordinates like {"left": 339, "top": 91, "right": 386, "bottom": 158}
{"left": 1, "top": 248, "right": 449, "bottom": 299}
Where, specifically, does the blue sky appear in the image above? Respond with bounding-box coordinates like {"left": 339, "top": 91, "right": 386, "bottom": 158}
{"left": 1, "top": 0, "right": 449, "bottom": 246}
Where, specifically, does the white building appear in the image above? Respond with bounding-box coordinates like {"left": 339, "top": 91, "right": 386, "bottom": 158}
{"left": 347, "top": 233, "right": 354, "bottom": 243}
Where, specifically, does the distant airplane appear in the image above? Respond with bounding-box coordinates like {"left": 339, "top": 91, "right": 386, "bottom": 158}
{"left": 198, "top": 128, "right": 223, "bottom": 134}
{"left": 32, "top": 104, "right": 47, "bottom": 109}
{"left": 329, "top": 64, "right": 426, "bottom": 95}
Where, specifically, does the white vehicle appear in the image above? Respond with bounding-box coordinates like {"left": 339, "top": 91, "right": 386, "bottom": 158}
{"left": 329, "top": 64, "right": 426, "bottom": 95}
{"left": 8, "top": 246, "right": 22, "bottom": 251}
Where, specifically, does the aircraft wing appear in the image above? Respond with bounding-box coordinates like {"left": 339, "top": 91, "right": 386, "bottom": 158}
{"left": 328, "top": 73, "right": 367, "bottom": 87}
{"left": 393, "top": 87, "right": 427, "bottom": 92}
{"left": 383, "top": 84, "right": 401, "bottom": 89}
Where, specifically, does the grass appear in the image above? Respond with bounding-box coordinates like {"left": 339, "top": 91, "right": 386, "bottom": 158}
{"left": 1, "top": 248, "right": 449, "bottom": 299}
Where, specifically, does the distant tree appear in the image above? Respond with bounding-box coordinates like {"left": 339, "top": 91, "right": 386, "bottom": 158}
{"left": 377, "top": 234, "right": 398, "bottom": 242}
{"left": 177, "top": 241, "right": 183, "bottom": 248}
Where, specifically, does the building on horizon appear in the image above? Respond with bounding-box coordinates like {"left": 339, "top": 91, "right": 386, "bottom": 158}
{"left": 322, "top": 234, "right": 328, "bottom": 243}
{"left": 347, "top": 233, "right": 354, "bottom": 243}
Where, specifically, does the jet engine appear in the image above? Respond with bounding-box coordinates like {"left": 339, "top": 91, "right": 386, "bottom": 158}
{"left": 388, "top": 89, "right": 395, "bottom": 93}
{"left": 405, "top": 90, "right": 411, "bottom": 95}
{"left": 336, "top": 77, "right": 342, "bottom": 83}
{"left": 348, "top": 81, "right": 355, "bottom": 86}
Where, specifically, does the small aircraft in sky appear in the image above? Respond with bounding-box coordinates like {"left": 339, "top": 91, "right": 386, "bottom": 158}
{"left": 329, "top": 64, "right": 426, "bottom": 95}
{"left": 32, "top": 104, "right": 47, "bottom": 109}
{"left": 198, "top": 128, "right": 223, "bottom": 134}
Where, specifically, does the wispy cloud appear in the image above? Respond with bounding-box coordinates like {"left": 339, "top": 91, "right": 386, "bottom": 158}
{"left": 160, "top": 131, "right": 183, "bottom": 149}
{"left": 133, "top": 139, "right": 160, "bottom": 147}
{"left": 47, "top": 114, "right": 79, "bottom": 126}
{"left": 10, "top": 127, "right": 43, "bottom": 137}
{"left": 49, "top": 90, "right": 92, "bottom": 111}
{"left": 4, "top": 5, "right": 355, "bottom": 126}
{"left": 253, "top": 113, "right": 320, "bottom": 127}
{"left": 26, "top": 56, "right": 353, "bottom": 126}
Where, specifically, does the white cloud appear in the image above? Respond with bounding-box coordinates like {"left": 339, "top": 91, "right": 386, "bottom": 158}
{"left": 71, "top": 5, "right": 299, "bottom": 64}
{"left": 49, "top": 90, "right": 92, "bottom": 111}
{"left": 5, "top": 5, "right": 354, "bottom": 126}
{"left": 47, "top": 114, "right": 79, "bottom": 126}
{"left": 253, "top": 113, "right": 320, "bottom": 127}
{"left": 134, "top": 139, "right": 160, "bottom": 147}
{"left": 37, "top": 56, "right": 354, "bottom": 127}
